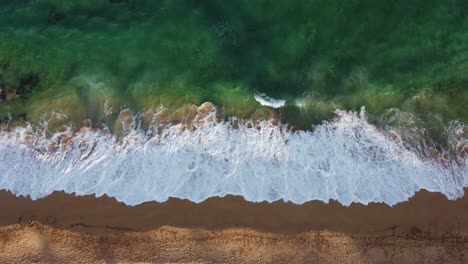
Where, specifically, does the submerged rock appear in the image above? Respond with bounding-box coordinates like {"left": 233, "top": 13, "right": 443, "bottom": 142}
{"left": 0, "top": 85, "right": 18, "bottom": 102}
{"left": 18, "top": 73, "right": 40, "bottom": 98}
{"left": 0, "top": 86, "right": 5, "bottom": 102}
{"left": 6, "top": 89, "right": 18, "bottom": 100}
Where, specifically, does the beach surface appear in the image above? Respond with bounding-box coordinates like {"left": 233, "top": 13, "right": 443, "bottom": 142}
{"left": 1, "top": 189, "right": 468, "bottom": 263}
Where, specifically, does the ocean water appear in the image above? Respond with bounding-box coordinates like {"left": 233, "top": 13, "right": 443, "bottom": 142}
{"left": 0, "top": 1, "right": 467, "bottom": 205}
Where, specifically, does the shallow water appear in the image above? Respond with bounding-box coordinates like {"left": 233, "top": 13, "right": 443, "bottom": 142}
{"left": 0, "top": 1, "right": 467, "bottom": 125}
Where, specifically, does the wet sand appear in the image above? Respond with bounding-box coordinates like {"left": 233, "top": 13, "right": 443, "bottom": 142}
{"left": 1, "top": 189, "right": 468, "bottom": 263}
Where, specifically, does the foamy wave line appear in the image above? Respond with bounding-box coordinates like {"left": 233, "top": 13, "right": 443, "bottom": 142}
{"left": 0, "top": 108, "right": 466, "bottom": 206}
{"left": 254, "top": 92, "right": 286, "bottom": 108}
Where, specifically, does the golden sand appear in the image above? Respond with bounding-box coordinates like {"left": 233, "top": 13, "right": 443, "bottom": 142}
{"left": 0, "top": 189, "right": 468, "bottom": 263}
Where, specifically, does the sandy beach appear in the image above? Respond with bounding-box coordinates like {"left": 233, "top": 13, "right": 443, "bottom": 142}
{"left": 0, "top": 189, "right": 467, "bottom": 263}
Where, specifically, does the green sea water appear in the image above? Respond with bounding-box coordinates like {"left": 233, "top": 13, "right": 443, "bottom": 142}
{"left": 0, "top": 0, "right": 467, "bottom": 131}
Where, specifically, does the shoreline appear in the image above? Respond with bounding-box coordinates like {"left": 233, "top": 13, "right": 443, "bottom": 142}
{"left": 2, "top": 188, "right": 468, "bottom": 234}
{"left": 1, "top": 189, "right": 468, "bottom": 263}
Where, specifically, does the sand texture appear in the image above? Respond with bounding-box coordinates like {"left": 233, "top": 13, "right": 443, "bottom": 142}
{"left": 0, "top": 189, "right": 468, "bottom": 263}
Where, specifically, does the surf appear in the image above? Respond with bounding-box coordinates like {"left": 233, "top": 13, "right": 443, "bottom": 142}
{"left": 0, "top": 104, "right": 465, "bottom": 206}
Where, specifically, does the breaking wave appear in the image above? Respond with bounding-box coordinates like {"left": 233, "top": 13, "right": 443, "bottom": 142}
{"left": 0, "top": 105, "right": 466, "bottom": 206}
{"left": 254, "top": 92, "right": 286, "bottom": 108}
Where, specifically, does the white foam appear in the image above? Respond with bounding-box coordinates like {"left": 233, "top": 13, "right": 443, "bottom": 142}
{"left": 254, "top": 92, "right": 286, "bottom": 108}
{"left": 0, "top": 108, "right": 466, "bottom": 206}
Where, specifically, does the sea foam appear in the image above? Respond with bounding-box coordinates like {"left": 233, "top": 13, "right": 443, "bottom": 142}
{"left": 0, "top": 107, "right": 466, "bottom": 206}
{"left": 254, "top": 92, "right": 286, "bottom": 108}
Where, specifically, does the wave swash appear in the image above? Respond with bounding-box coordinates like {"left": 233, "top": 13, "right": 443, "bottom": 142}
{"left": 0, "top": 103, "right": 466, "bottom": 206}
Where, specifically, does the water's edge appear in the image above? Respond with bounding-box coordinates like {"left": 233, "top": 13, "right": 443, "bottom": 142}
{"left": 1, "top": 107, "right": 465, "bottom": 206}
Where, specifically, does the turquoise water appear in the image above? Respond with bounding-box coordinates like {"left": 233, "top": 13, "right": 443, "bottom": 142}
{"left": 0, "top": 0, "right": 466, "bottom": 140}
